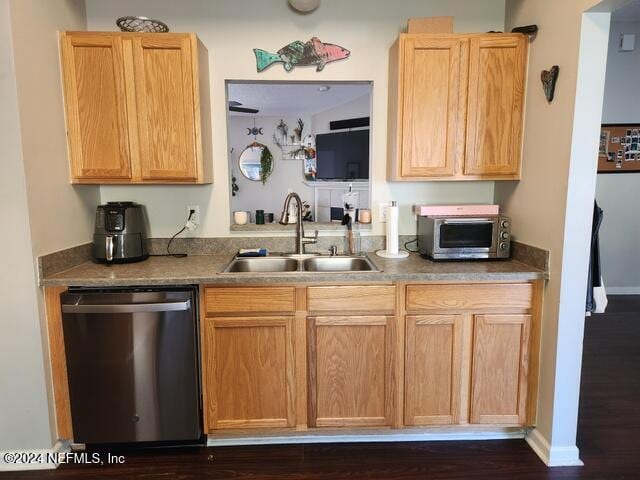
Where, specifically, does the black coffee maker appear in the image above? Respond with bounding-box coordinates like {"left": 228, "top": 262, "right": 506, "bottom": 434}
{"left": 92, "top": 202, "right": 149, "bottom": 263}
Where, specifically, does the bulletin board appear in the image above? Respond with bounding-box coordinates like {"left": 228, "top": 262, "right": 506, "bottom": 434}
{"left": 598, "top": 124, "right": 640, "bottom": 173}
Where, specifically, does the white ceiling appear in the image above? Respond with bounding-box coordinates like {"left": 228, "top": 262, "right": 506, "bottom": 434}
{"left": 227, "top": 82, "right": 371, "bottom": 117}
{"left": 612, "top": 1, "right": 640, "bottom": 21}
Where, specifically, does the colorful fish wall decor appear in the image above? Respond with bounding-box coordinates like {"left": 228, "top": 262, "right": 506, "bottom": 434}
{"left": 254, "top": 37, "right": 350, "bottom": 73}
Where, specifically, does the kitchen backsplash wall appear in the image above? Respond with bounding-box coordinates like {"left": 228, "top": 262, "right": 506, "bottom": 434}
{"left": 88, "top": 0, "right": 503, "bottom": 238}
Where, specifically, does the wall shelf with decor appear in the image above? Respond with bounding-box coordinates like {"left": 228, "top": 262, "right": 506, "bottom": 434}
{"left": 277, "top": 142, "right": 307, "bottom": 160}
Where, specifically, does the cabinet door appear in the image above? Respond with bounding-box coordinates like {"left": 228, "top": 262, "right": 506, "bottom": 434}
{"left": 465, "top": 35, "right": 527, "bottom": 177}
{"left": 60, "top": 33, "right": 131, "bottom": 181}
{"left": 132, "top": 35, "right": 198, "bottom": 181}
{"left": 309, "top": 316, "right": 393, "bottom": 427}
{"left": 470, "top": 314, "right": 530, "bottom": 424}
{"left": 405, "top": 315, "right": 462, "bottom": 425}
{"left": 399, "top": 36, "right": 465, "bottom": 178}
{"left": 204, "top": 316, "right": 295, "bottom": 430}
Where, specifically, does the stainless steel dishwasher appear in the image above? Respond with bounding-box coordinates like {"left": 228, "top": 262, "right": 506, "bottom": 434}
{"left": 61, "top": 286, "right": 202, "bottom": 445}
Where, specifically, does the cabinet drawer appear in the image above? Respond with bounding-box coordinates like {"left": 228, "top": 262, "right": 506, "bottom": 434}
{"left": 204, "top": 287, "right": 296, "bottom": 315}
{"left": 307, "top": 286, "right": 396, "bottom": 314}
{"left": 406, "top": 284, "right": 532, "bottom": 312}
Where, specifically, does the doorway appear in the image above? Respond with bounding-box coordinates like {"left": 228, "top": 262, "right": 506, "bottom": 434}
{"left": 594, "top": 3, "right": 640, "bottom": 299}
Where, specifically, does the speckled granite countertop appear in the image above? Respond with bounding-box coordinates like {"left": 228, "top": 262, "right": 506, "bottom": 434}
{"left": 40, "top": 253, "right": 546, "bottom": 287}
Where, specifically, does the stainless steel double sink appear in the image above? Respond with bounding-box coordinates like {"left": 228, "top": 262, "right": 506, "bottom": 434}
{"left": 220, "top": 255, "right": 380, "bottom": 273}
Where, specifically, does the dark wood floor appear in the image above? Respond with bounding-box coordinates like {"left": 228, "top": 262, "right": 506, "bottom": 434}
{"left": 4, "top": 295, "right": 639, "bottom": 480}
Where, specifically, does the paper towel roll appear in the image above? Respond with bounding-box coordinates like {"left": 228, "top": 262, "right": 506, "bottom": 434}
{"left": 386, "top": 201, "right": 399, "bottom": 254}
{"left": 376, "top": 201, "right": 408, "bottom": 259}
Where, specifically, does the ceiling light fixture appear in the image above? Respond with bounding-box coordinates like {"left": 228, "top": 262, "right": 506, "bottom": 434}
{"left": 288, "top": 0, "right": 320, "bottom": 14}
{"left": 317, "top": 85, "right": 331, "bottom": 92}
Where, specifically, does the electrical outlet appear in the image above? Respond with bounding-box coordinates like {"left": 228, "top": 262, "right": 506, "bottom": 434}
{"left": 378, "top": 202, "right": 390, "bottom": 223}
{"left": 186, "top": 205, "right": 200, "bottom": 231}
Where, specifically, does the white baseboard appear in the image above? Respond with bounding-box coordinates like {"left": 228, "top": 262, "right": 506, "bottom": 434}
{"left": 208, "top": 428, "right": 526, "bottom": 447}
{"left": 525, "top": 428, "right": 583, "bottom": 467}
{"left": 0, "top": 440, "right": 69, "bottom": 472}
{"left": 606, "top": 287, "right": 640, "bottom": 295}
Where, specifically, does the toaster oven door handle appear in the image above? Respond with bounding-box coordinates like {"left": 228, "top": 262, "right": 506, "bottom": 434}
{"left": 442, "top": 218, "right": 495, "bottom": 224}
{"left": 105, "top": 235, "right": 114, "bottom": 261}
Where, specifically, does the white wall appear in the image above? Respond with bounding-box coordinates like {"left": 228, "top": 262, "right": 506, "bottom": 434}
{"left": 311, "top": 93, "right": 371, "bottom": 134}
{"left": 0, "top": 0, "right": 94, "bottom": 458}
{"left": 89, "top": 0, "right": 503, "bottom": 238}
{"left": 0, "top": 0, "right": 53, "bottom": 453}
{"left": 602, "top": 21, "right": 640, "bottom": 123}
{"left": 595, "top": 20, "right": 640, "bottom": 293}
{"left": 10, "top": 0, "right": 98, "bottom": 256}
{"left": 596, "top": 174, "right": 640, "bottom": 292}
{"left": 497, "top": 0, "right": 613, "bottom": 466}
{"left": 228, "top": 114, "right": 314, "bottom": 220}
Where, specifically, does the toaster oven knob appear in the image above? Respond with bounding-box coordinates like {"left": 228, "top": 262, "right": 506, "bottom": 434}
{"left": 500, "top": 242, "right": 508, "bottom": 251}
{"left": 501, "top": 232, "right": 510, "bottom": 240}
{"left": 501, "top": 220, "right": 510, "bottom": 229}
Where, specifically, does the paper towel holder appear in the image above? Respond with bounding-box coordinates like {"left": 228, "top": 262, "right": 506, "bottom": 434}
{"left": 376, "top": 201, "right": 409, "bottom": 259}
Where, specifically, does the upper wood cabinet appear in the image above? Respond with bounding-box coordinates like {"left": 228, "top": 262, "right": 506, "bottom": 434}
{"left": 60, "top": 32, "right": 212, "bottom": 184}
{"left": 465, "top": 36, "right": 527, "bottom": 177}
{"left": 396, "top": 37, "right": 465, "bottom": 178}
{"left": 388, "top": 33, "right": 527, "bottom": 181}
{"left": 60, "top": 34, "right": 131, "bottom": 180}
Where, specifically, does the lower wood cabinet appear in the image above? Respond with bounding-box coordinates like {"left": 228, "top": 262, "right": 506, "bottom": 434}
{"left": 203, "top": 316, "right": 295, "bottom": 430}
{"left": 200, "top": 282, "right": 540, "bottom": 434}
{"left": 308, "top": 316, "right": 394, "bottom": 427}
{"left": 470, "top": 314, "right": 531, "bottom": 425}
{"left": 404, "top": 315, "right": 463, "bottom": 426}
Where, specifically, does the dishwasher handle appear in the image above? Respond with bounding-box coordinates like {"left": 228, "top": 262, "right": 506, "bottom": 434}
{"left": 62, "top": 300, "right": 191, "bottom": 314}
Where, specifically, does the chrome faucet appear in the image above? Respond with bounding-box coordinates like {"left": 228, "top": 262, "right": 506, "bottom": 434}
{"left": 279, "top": 192, "right": 318, "bottom": 254}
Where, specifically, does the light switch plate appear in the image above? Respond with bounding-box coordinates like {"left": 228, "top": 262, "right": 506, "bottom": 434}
{"left": 378, "top": 202, "right": 390, "bottom": 223}
{"left": 620, "top": 33, "right": 636, "bottom": 52}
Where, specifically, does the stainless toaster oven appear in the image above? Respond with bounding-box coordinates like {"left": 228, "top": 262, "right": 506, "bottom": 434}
{"left": 417, "top": 215, "right": 511, "bottom": 260}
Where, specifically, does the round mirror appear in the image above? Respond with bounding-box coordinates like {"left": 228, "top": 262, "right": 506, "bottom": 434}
{"left": 238, "top": 143, "right": 273, "bottom": 183}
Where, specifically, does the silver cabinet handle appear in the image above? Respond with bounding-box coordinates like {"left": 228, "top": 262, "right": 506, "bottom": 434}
{"left": 106, "top": 235, "right": 114, "bottom": 262}
{"left": 62, "top": 300, "right": 190, "bottom": 314}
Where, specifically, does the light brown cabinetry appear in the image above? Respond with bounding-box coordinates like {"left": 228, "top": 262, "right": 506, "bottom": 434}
{"left": 60, "top": 32, "right": 212, "bottom": 184}
{"left": 60, "top": 34, "right": 131, "bottom": 180}
{"left": 465, "top": 36, "right": 527, "bottom": 177}
{"left": 307, "top": 285, "right": 396, "bottom": 428}
{"left": 470, "top": 314, "right": 530, "bottom": 424}
{"left": 388, "top": 33, "right": 527, "bottom": 181}
{"left": 204, "top": 316, "right": 295, "bottom": 429}
{"left": 202, "top": 287, "right": 296, "bottom": 431}
{"left": 197, "top": 282, "right": 539, "bottom": 437}
{"left": 403, "top": 282, "right": 539, "bottom": 427}
{"left": 307, "top": 285, "right": 396, "bottom": 315}
{"left": 404, "top": 314, "right": 462, "bottom": 425}
{"left": 308, "top": 315, "right": 394, "bottom": 427}
{"left": 395, "top": 37, "right": 465, "bottom": 178}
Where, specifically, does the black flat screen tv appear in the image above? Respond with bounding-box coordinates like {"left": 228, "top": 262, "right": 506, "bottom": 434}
{"left": 315, "top": 129, "right": 369, "bottom": 180}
